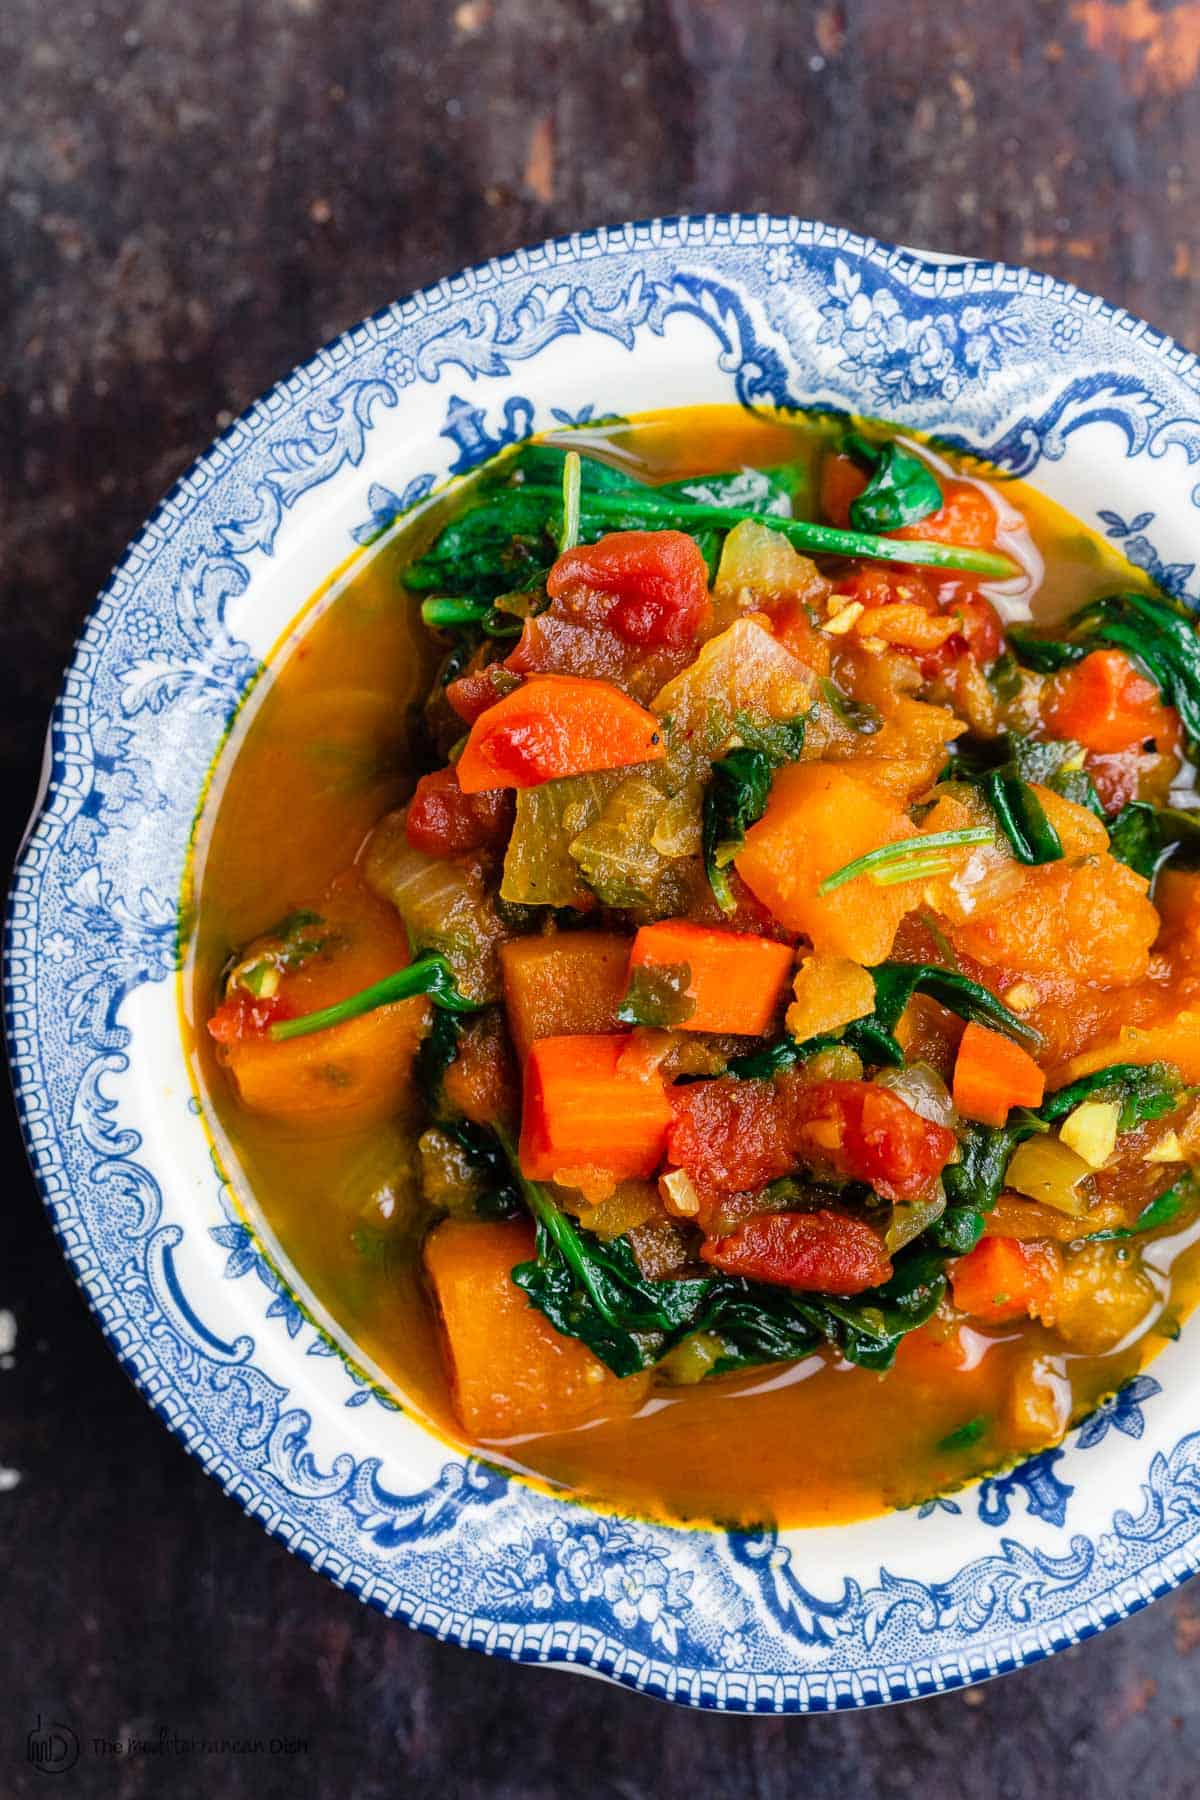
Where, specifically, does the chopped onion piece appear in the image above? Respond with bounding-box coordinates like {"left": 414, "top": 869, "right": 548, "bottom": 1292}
{"left": 1058, "top": 1100, "right": 1120, "bottom": 1170}
{"left": 875, "top": 1061, "right": 958, "bottom": 1129}
{"left": 1005, "top": 1136, "right": 1094, "bottom": 1215}
{"left": 886, "top": 1182, "right": 947, "bottom": 1254}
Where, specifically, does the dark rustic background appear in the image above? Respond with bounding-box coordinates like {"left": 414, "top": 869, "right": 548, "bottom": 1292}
{"left": 5, "top": 1, "right": 1200, "bottom": 1794}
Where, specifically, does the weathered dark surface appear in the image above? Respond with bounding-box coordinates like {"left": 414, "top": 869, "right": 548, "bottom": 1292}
{"left": 4, "top": 1, "right": 1200, "bottom": 1793}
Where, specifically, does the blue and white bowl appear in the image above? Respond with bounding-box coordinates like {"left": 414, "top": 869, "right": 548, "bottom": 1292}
{"left": 9, "top": 216, "right": 1200, "bottom": 1712}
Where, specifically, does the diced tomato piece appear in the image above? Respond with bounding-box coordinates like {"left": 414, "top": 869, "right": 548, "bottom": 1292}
{"left": 700, "top": 1210, "right": 892, "bottom": 1294}
{"left": 1043, "top": 648, "right": 1183, "bottom": 756}
{"left": 446, "top": 666, "right": 523, "bottom": 724}
{"left": 950, "top": 1237, "right": 1061, "bottom": 1325}
{"left": 547, "top": 530, "right": 711, "bottom": 648}
{"left": 668, "top": 1075, "right": 955, "bottom": 1202}
{"left": 763, "top": 596, "right": 833, "bottom": 675}
{"left": 791, "top": 1080, "right": 956, "bottom": 1201}
{"left": 405, "top": 766, "right": 514, "bottom": 856}
{"left": 668, "top": 1077, "right": 798, "bottom": 1195}
{"left": 207, "top": 990, "right": 291, "bottom": 1043}
{"left": 505, "top": 612, "right": 624, "bottom": 679}
{"left": 832, "top": 565, "right": 940, "bottom": 613}
{"left": 921, "top": 594, "right": 1005, "bottom": 674}
{"left": 830, "top": 569, "right": 1002, "bottom": 672}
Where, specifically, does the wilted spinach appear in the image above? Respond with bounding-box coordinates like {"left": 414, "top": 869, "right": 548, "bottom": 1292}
{"left": 843, "top": 431, "right": 943, "bottom": 534}
{"left": 1108, "top": 802, "right": 1200, "bottom": 883}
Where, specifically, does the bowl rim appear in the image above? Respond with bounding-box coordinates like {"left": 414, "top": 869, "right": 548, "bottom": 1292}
{"left": 8, "top": 211, "right": 1200, "bottom": 1713}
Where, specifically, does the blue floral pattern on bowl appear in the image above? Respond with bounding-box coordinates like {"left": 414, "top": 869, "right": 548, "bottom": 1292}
{"left": 8, "top": 215, "right": 1200, "bottom": 1713}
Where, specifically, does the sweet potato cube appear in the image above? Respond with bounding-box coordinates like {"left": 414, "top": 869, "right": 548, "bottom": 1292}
{"left": 425, "top": 1218, "right": 650, "bottom": 1436}
{"left": 734, "top": 762, "right": 919, "bottom": 962}
{"left": 500, "top": 932, "right": 633, "bottom": 1061}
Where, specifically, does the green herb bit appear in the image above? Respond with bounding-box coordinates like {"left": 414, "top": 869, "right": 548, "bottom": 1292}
{"left": 843, "top": 431, "right": 943, "bottom": 534}
{"left": 268, "top": 953, "right": 483, "bottom": 1041}
{"left": 558, "top": 449, "right": 582, "bottom": 555}
{"left": 228, "top": 909, "right": 328, "bottom": 998}
{"left": 916, "top": 910, "right": 960, "bottom": 970}
{"left": 703, "top": 750, "right": 774, "bottom": 913}
{"left": 817, "top": 828, "right": 993, "bottom": 896}
{"left": 617, "top": 963, "right": 696, "bottom": 1029}
{"left": 702, "top": 716, "right": 807, "bottom": 912}
{"left": 937, "top": 1415, "right": 989, "bottom": 1453}
{"left": 730, "top": 709, "right": 809, "bottom": 762}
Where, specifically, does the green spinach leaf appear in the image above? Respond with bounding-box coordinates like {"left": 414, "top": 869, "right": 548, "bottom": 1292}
{"left": 703, "top": 749, "right": 774, "bottom": 912}
{"left": 1040, "top": 1061, "right": 1183, "bottom": 1130}
{"left": 1087, "top": 1176, "right": 1197, "bottom": 1242}
{"left": 702, "top": 716, "right": 806, "bottom": 912}
{"left": 843, "top": 431, "right": 943, "bottom": 534}
{"left": 1108, "top": 802, "right": 1200, "bottom": 883}
{"left": 504, "top": 1135, "right": 947, "bottom": 1378}
{"left": 404, "top": 491, "right": 557, "bottom": 598}
{"left": 942, "top": 734, "right": 1067, "bottom": 864}
{"left": 414, "top": 1008, "right": 466, "bottom": 1115}
{"left": 726, "top": 962, "right": 1039, "bottom": 1080}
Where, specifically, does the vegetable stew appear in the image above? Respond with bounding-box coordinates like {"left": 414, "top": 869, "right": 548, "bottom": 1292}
{"left": 187, "top": 406, "right": 1200, "bottom": 1529}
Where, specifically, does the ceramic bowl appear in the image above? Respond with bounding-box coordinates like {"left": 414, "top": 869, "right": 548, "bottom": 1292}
{"left": 9, "top": 216, "right": 1200, "bottom": 1713}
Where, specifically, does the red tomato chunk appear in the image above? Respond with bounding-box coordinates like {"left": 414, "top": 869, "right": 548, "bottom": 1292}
{"left": 405, "top": 766, "right": 514, "bottom": 856}
{"left": 547, "top": 530, "right": 711, "bottom": 648}
{"left": 207, "top": 990, "right": 291, "bottom": 1043}
{"left": 791, "top": 1081, "right": 956, "bottom": 1201}
{"left": 668, "top": 1075, "right": 954, "bottom": 1202}
{"left": 700, "top": 1210, "right": 893, "bottom": 1294}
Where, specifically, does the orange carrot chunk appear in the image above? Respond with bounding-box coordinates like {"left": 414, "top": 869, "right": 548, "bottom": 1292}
{"left": 627, "top": 921, "right": 794, "bottom": 1036}
{"left": 425, "top": 1218, "right": 651, "bottom": 1436}
{"left": 519, "top": 1033, "right": 673, "bottom": 1181}
{"left": 952, "top": 1020, "right": 1046, "bottom": 1127}
{"left": 949, "top": 1236, "right": 1061, "bottom": 1326}
{"left": 455, "top": 674, "right": 665, "bottom": 793}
